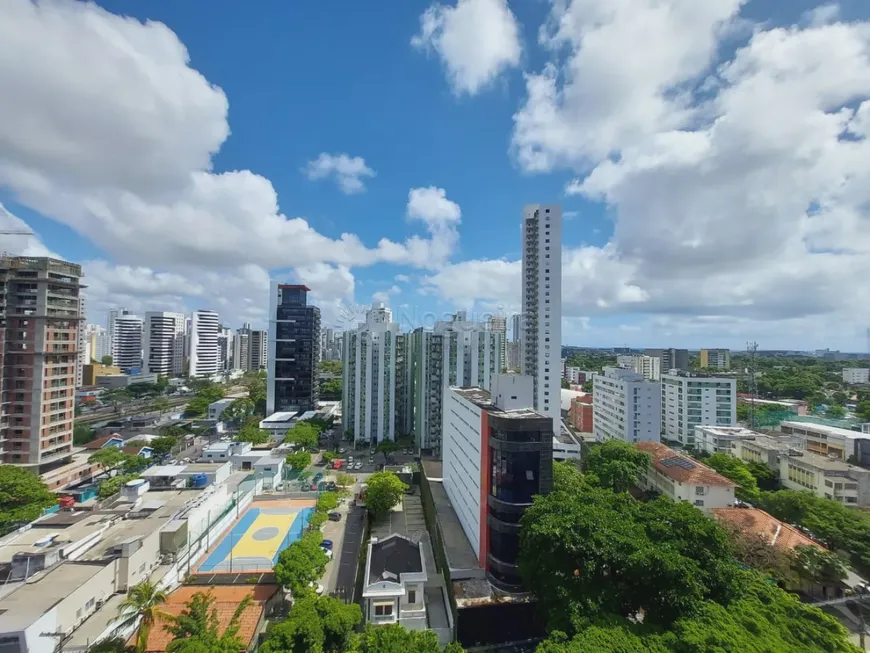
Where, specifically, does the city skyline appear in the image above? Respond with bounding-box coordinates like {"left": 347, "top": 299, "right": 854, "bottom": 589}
{"left": 3, "top": 0, "right": 870, "bottom": 352}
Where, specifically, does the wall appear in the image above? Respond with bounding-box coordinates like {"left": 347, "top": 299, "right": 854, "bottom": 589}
{"left": 441, "top": 391, "right": 483, "bottom": 558}
{"left": 56, "top": 562, "right": 118, "bottom": 636}
{"left": 117, "top": 527, "right": 161, "bottom": 591}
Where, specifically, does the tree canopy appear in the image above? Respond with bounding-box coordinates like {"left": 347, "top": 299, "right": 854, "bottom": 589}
{"left": 584, "top": 440, "right": 650, "bottom": 493}
{"left": 221, "top": 397, "right": 256, "bottom": 425}
{"left": 520, "top": 463, "right": 857, "bottom": 652}
{"left": 0, "top": 466, "right": 56, "bottom": 534}
{"left": 185, "top": 384, "right": 225, "bottom": 416}
{"left": 237, "top": 419, "right": 270, "bottom": 445}
{"left": 274, "top": 531, "right": 329, "bottom": 597}
{"left": 261, "top": 596, "right": 361, "bottom": 653}
{"left": 285, "top": 422, "right": 321, "bottom": 449}
{"left": 705, "top": 453, "right": 761, "bottom": 503}
{"left": 364, "top": 472, "right": 407, "bottom": 516}
{"left": 286, "top": 451, "right": 312, "bottom": 471}
{"left": 164, "top": 591, "right": 250, "bottom": 653}
{"left": 352, "top": 624, "right": 444, "bottom": 653}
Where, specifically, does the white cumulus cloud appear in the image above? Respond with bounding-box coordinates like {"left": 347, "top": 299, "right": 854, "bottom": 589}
{"left": 304, "top": 153, "right": 376, "bottom": 194}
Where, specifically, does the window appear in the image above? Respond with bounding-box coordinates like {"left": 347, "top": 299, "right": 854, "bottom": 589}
{"left": 694, "top": 500, "right": 704, "bottom": 507}
{"left": 695, "top": 486, "right": 705, "bottom": 495}
{"left": 408, "top": 590, "right": 416, "bottom": 604}
{"left": 374, "top": 602, "right": 394, "bottom": 617}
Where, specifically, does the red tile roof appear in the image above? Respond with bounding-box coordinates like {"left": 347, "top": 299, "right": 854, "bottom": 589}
{"left": 635, "top": 442, "right": 737, "bottom": 488}
{"left": 84, "top": 435, "right": 121, "bottom": 449}
{"left": 711, "top": 507, "right": 823, "bottom": 551}
{"left": 137, "top": 585, "right": 278, "bottom": 652}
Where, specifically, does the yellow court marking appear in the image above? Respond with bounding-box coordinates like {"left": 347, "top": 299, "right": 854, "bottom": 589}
{"left": 232, "top": 510, "right": 300, "bottom": 560}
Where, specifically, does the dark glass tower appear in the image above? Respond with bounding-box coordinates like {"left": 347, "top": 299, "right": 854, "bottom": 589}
{"left": 267, "top": 284, "right": 320, "bottom": 414}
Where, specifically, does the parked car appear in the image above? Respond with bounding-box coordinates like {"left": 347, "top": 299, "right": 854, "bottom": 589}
{"left": 368, "top": 457, "right": 374, "bottom": 464}
{"left": 328, "top": 512, "right": 341, "bottom": 521}
{"left": 339, "top": 448, "right": 346, "bottom": 454}
{"left": 310, "top": 484, "right": 318, "bottom": 491}
{"left": 326, "top": 482, "right": 337, "bottom": 491}
{"left": 301, "top": 485, "right": 309, "bottom": 492}
{"left": 320, "top": 539, "right": 334, "bottom": 550}
{"left": 333, "top": 460, "right": 343, "bottom": 470}
{"left": 355, "top": 462, "right": 363, "bottom": 470}
{"left": 274, "top": 482, "right": 284, "bottom": 491}
{"left": 318, "top": 482, "right": 328, "bottom": 492}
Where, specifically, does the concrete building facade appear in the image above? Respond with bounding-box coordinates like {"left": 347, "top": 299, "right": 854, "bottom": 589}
{"left": 112, "top": 314, "right": 143, "bottom": 373}
{"left": 144, "top": 311, "right": 186, "bottom": 376}
{"left": 593, "top": 367, "right": 661, "bottom": 444}
{"left": 842, "top": 368, "right": 870, "bottom": 384}
{"left": 189, "top": 310, "right": 220, "bottom": 378}
{"left": 661, "top": 372, "right": 736, "bottom": 446}
{"left": 700, "top": 349, "right": 731, "bottom": 370}
{"left": 520, "top": 204, "right": 562, "bottom": 434}
{"left": 267, "top": 284, "right": 320, "bottom": 414}
{"left": 645, "top": 348, "right": 689, "bottom": 373}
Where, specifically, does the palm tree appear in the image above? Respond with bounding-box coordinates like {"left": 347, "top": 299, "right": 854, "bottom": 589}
{"left": 116, "top": 580, "right": 168, "bottom": 653}
{"left": 165, "top": 591, "right": 251, "bottom": 653}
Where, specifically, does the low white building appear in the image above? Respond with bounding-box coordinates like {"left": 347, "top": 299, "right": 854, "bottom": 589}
{"left": 734, "top": 434, "right": 795, "bottom": 471}
{"left": 207, "top": 398, "right": 235, "bottom": 421}
{"left": 780, "top": 451, "right": 870, "bottom": 506}
{"left": 842, "top": 368, "right": 870, "bottom": 385}
{"left": 362, "top": 534, "right": 428, "bottom": 630}
{"left": 201, "top": 440, "right": 251, "bottom": 462}
{"left": 259, "top": 411, "right": 307, "bottom": 440}
{"left": 635, "top": 442, "right": 736, "bottom": 513}
{"left": 253, "top": 456, "right": 285, "bottom": 489}
{"left": 593, "top": 367, "right": 661, "bottom": 444}
{"left": 694, "top": 425, "right": 760, "bottom": 456}
{"left": 780, "top": 420, "right": 870, "bottom": 466}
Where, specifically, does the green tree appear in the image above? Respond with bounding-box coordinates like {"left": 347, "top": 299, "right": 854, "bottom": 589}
{"left": 320, "top": 378, "right": 342, "bottom": 399}
{"left": 792, "top": 545, "right": 848, "bottom": 592}
{"left": 561, "top": 378, "right": 570, "bottom": 389}
{"left": 150, "top": 396, "right": 171, "bottom": 415}
{"left": 261, "top": 595, "right": 361, "bottom": 653}
{"left": 274, "top": 531, "right": 329, "bottom": 597}
{"left": 102, "top": 387, "right": 133, "bottom": 413}
{"left": 116, "top": 581, "right": 168, "bottom": 653}
{"left": 745, "top": 461, "right": 779, "bottom": 492}
{"left": 164, "top": 591, "right": 250, "bottom": 653}
{"left": 826, "top": 404, "right": 846, "bottom": 418}
{"left": 73, "top": 421, "right": 95, "bottom": 445}
{"left": 336, "top": 473, "right": 355, "bottom": 489}
{"left": 316, "top": 492, "right": 339, "bottom": 512}
{"left": 185, "top": 385, "right": 225, "bottom": 416}
{"left": 98, "top": 473, "right": 140, "bottom": 499}
{"left": 856, "top": 398, "right": 870, "bottom": 421}
{"left": 584, "top": 440, "right": 650, "bottom": 493}
{"left": 240, "top": 370, "right": 267, "bottom": 415}
{"left": 0, "top": 467, "right": 56, "bottom": 533}
{"left": 832, "top": 391, "right": 848, "bottom": 405}
{"left": 581, "top": 379, "right": 593, "bottom": 393}
{"left": 319, "top": 360, "right": 342, "bottom": 375}
{"left": 101, "top": 355, "right": 114, "bottom": 366}
{"left": 286, "top": 451, "right": 312, "bottom": 471}
{"left": 705, "top": 453, "right": 761, "bottom": 503}
{"left": 88, "top": 637, "right": 133, "bottom": 653}
{"left": 221, "top": 397, "right": 255, "bottom": 425}
{"left": 237, "top": 419, "right": 270, "bottom": 445}
{"left": 285, "top": 422, "right": 320, "bottom": 449}
{"left": 354, "top": 623, "right": 442, "bottom": 653}
{"left": 160, "top": 424, "right": 187, "bottom": 439}
{"left": 308, "top": 511, "right": 327, "bottom": 531}
{"left": 364, "top": 472, "right": 407, "bottom": 516}
{"left": 322, "top": 451, "right": 337, "bottom": 464}
{"left": 149, "top": 436, "right": 177, "bottom": 458}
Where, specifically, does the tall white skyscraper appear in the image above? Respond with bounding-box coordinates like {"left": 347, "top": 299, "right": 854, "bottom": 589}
{"left": 521, "top": 204, "right": 562, "bottom": 433}
{"left": 113, "top": 314, "right": 143, "bottom": 372}
{"left": 218, "top": 327, "right": 233, "bottom": 372}
{"left": 106, "top": 306, "right": 129, "bottom": 360}
{"left": 189, "top": 310, "right": 220, "bottom": 378}
{"left": 661, "top": 372, "right": 737, "bottom": 446}
{"left": 144, "top": 312, "right": 186, "bottom": 376}
{"left": 342, "top": 306, "right": 400, "bottom": 446}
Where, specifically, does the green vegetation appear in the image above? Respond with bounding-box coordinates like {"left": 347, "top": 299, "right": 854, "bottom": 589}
{"left": 274, "top": 530, "right": 329, "bottom": 597}
{"left": 519, "top": 462, "right": 857, "bottom": 652}
{"left": 185, "top": 383, "right": 225, "bottom": 416}
{"left": 116, "top": 580, "right": 168, "bottom": 653}
{"left": 353, "top": 623, "right": 455, "bottom": 652}
{"left": 241, "top": 370, "right": 268, "bottom": 415}
{"left": 148, "top": 435, "right": 177, "bottom": 457}
{"left": 164, "top": 590, "right": 251, "bottom": 653}
{"left": 98, "top": 473, "right": 140, "bottom": 499}
{"left": 0, "top": 467, "right": 56, "bottom": 534}
{"left": 319, "top": 360, "right": 342, "bottom": 375}
{"left": 581, "top": 379, "right": 593, "bottom": 393}
{"left": 826, "top": 404, "right": 846, "bottom": 418}
{"left": 584, "top": 440, "right": 650, "bottom": 493}
{"left": 320, "top": 377, "right": 342, "bottom": 399}
{"left": 565, "top": 352, "right": 617, "bottom": 373}
{"left": 761, "top": 490, "right": 870, "bottom": 577}
{"left": 705, "top": 453, "right": 761, "bottom": 503}
{"left": 261, "top": 595, "right": 361, "bottom": 653}
{"left": 285, "top": 421, "right": 321, "bottom": 449}
{"left": 89, "top": 447, "right": 148, "bottom": 474}
{"left": 286, "top": 451, "right": 312, "bottom": 471}
{"left": 336, "top": 473, "right": 355, "bottom": 489}
{"left": 101, "top": 355, "right": 113, "bottom": 366}
{"left": 322, "top": 451, "right": 337, "bottom": 464}
{"left": 73, "top": 421, "right": 96, "bottom": 445}
{"left": 363, "top": 471, "right": 407, "bottom": 516}
{"left": 237, "top": 419, "right": 270, "bottom": 445}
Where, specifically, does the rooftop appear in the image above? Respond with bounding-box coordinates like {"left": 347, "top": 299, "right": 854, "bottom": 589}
{"left": 711, "top": 507, "right": 822, "bottom": 552}
{"left": 636, "top": 442, "right": 737, "bottom": 488}
{"left": 450, "top": 387, "right": 547, "bottom": 420}
{"left": 0, "top": 562, "right": 107, "bottom": 627}
{"left": 368, "top": 535, "right": 423, "bottom": 583}
{"left": 696, "top": 426, "right": 760, "bottom": 438}
{"left": 261, "top": 411, "right": 300, "bottom": 424}
{"left": 141, "top": 464, "right": 187, "bottom": 478}
{"left": 782, "top": 420, "right": 868, "bottom": 439}
{"left": 785, "top": 451, "right": 866, "bottom": 473}
{"left": 139, "top": 585, "right": 278, "bottom": 652}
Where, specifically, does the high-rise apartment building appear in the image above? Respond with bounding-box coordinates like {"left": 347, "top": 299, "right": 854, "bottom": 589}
{"left": 411, "top": 312, "right": 504, "bottom": 454}
{"left": 75, "top": 297, "right": 87, "bottom": 387}
{"left": 366, "top": 303, "right": 392, "bottom": 325}
{"left": 645, "top": 348, "right": 689, "bottom": 373}
{"left": 0, "top": 256, "right": 83, "bottom": 469}
{"left": 521, "top": 204, "right": 562, "bottom": 434}
{"left": 217, "top": 326, "right": 233, "bottom": 372}
{"left": 661, "top": 371, "right": 736, "bottom": 446}
{"left": 267, "top": 284, "right": 320, "bottom": 414}
{"left": 85, "top": 324, "right": 111, "bottom": 362}
{"left": 486, "top": 315, "right": 507, "bottom": 372}
{"left": 233, "top": 327, "right": 250, "bottom": 371}
{"left": 700, "top": 349, "right": 730, "bottom": 370}
{"left": 106, "top": 307, "right": 129, "bottom": 361}
{"left": 593, "top": 367, "right": 661, "bottom": 444}
{"left": 249, "top": 329, "right": 268, "bottom": 371}
{"left": 189, "top": 310, "right": 220, "bottom": 378}
{"left": 442, "top": 376, "right": 553, "bottom": 592}
{"left": 620, "top": 354, "right": 661, "bottom": 381}
{"left": 342, "top": 306, "right": 401, "bottom": 445}
{"left": 320, "top": 327, "right": 341, "bottom": 362}
{"left": 143, "top": 311, "right": 185, "bottom": 376}
{"left": 113, "top": 314, "right": 143, "bottom": 372}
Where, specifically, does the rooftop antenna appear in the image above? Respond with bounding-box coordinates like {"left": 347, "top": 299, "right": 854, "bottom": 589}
{"left": 747, "top": 341, "right": 758, "bottom": 429}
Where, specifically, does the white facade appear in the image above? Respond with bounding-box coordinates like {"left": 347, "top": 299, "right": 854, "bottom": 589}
{"left": 112, "top": 314, "right": 143, "bottom": 373}
{"left": 593, "top": 367, "right": 661, "bottom": 444}
{"left": 106, "top": 306, "right": 128, "bottom": 360}
{"left": 781, "top": 451, "right": 870, "bottom": 506}
{"left": 233, "top": 328, "right": 250, "bottom": 371}
{"left": 661, "top": 373, "right": 736, "bottom": 446}
{"left": 75, "top": 296, "right": 87, "bottom": 388}
{"left": 694, "top": 425, "right": 759, "bottom": 456}
{"left": 411, "top": 314, "right": 504, "bottom": 453}
{"left": 486, "top": 315, "right": 507, "bottom": 372}
{"left": 629, "top": 355, "right": 661, "bottom": 381}
{"left": 842, "top": 368, "right": 870, "bottom": 384}
{"left": 144, "top": 311, "right": 186, "bottom": 376}
{"left": 521, "top": 204, "right": 562, "bottom": 434}
{"left": 189, "top": 310, "right": 220, "bottom": 378}
{"left": 442, "top": 388, "right": 484, "bottom": 555}
{"left": 366, "top": 303, "right": 392, "bottom": 325}
{"left": 249, "top": 329, "right": 268, "bottom": 370}
{"left": 217, "top": 327, "right": 233, "bottom": 372}
{"left": 343, "top": 309, "right": 400, "bottom": 446}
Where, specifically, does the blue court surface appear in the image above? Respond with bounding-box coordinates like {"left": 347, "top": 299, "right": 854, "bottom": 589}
{"left": 198, "top": 504, "right": 314, "bottom": 573}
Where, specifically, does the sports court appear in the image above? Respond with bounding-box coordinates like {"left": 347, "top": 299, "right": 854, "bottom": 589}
{"left": 197, "top": 500, "right": 315, "bottom": 573}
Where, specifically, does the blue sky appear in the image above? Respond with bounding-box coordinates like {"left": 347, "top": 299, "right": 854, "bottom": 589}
{"left": 2, "top": 0, "right": 870, "bottom": 351}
